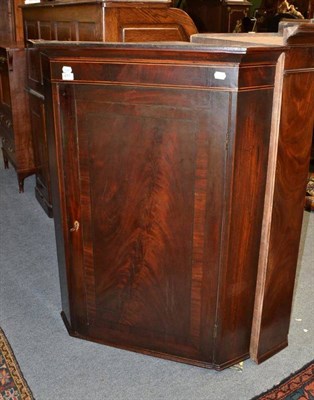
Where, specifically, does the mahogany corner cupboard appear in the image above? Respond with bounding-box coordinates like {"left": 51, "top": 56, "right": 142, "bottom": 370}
{"left": 36, "top": 22, "right": 314, "bottom": 370}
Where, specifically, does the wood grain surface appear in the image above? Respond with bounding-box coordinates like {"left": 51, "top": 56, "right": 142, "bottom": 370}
{"left": 38, "top": 40, "right": 286, "bottom": 369}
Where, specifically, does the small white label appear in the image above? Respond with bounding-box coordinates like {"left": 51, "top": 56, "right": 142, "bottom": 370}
{"left": 62, "top": 66, "right": 74, "bottom": 81}
{"left": 214, "top": 71, "right": 226, "bottom": 81}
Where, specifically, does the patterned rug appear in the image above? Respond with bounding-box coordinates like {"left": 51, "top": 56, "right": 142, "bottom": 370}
{"left": 0, "top": 328, "right": 34, "bottom": 400}
{"left": 253, "top": 360, "right": 314, "bottom": 399}
{"left": 305, "top": 173, "right": 314, "bottom": 212}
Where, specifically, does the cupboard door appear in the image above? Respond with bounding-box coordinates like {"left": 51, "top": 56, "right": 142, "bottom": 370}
{"left": 56, "top": 83, "right": 230, "bottom": 364}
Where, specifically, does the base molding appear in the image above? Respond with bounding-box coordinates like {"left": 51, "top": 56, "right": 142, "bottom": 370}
{"left": 251, "top": 339, "right": 288, "bottom": 364}
{"left": 35, "top": 186, "right": 53, "bottom": 217}
{"left": 60, "top": 312, "right": 248, "bottom": 371}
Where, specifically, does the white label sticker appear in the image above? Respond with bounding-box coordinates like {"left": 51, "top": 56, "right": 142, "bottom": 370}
{"left": 62, "top": 66, "right": 74, "bottom": 81}
{"left": 214, "top": 71, "right": 227, "bottom": 81}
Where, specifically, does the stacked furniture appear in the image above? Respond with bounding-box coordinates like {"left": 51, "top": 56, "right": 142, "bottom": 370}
{"left": 0, "top": 0, "right": 197, "bottom": 209}
{"left": 1, "top": 1, "right": 313, "bottom": 371}
{"left": 33, "top": 22, "right": 314, "bottom": 369}
{"left": 20, "top": 0, "right": 197, "bottom": 216}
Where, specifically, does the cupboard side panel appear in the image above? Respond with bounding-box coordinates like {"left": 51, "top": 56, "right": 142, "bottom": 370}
{"left": 253, "top": 71, "right": 314, "bottom": 362}
{"left": 45, "top": 81, "right": 88, "bottom": 331}
{"left": 44, "top": 80, "right": 71, "bottom": 323}
{"left": 214, "top": 88, "right": 275, "bottom": 367}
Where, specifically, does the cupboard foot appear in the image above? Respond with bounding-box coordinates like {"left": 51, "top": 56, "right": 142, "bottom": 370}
{"left": 2, "top": 148, "right": 9, "bottom": 169}
{"left": 18, "top": 178, "right": 24, "bottom": 193}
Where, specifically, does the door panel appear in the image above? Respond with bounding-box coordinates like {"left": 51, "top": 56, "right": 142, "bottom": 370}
{"left": 59, "top": 83, "right": 230, "bottom": 361}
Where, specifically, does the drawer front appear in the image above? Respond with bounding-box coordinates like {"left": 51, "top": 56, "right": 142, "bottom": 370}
{"left": 0, "top": 108, "right": 13, "bottom": 139}
{"left": 1, "top": 133, "right": 15, "bottom": 162}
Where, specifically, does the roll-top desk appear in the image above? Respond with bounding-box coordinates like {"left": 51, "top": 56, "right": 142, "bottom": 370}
{"left": 34, "top": 22, "right": 314, "bottom": 369}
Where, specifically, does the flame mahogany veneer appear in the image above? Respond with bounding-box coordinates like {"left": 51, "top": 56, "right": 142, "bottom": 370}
{"left": 35, "top": 22, "right": 314, "bottom": 370}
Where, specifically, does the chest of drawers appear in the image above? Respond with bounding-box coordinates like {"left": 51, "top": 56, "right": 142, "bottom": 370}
{"left": 0, "top": 0, "right": 36, "bottom": 191}
{"left": 0, "top": 45, "right": 36, "bottom": 191}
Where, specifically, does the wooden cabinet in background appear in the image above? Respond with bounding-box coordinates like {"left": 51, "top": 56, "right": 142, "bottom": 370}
{"left": 0, "top": 45, "right": 36, "bottom": 192}
{"left": 21, "top": 0, "right": 198, "bottom": 216}
{"left": 184, "top": 0, "right": 251, "bottom": 33}
{"left": 0, "top": 0, "right": 24, "bottom": 43}
{"left": 0, "top": 1, "right": 36, "bottom": 191}
{"left": 22, "top": 0, "right": 197, "bottom": 43}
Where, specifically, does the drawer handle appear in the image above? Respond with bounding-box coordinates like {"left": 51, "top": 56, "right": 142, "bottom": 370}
{"left": 1, "top": 137, "right": 5, "bottom": 144}
{"left": 8, "top": 146, "right": 14, "bottom": 153}
{"left": 70, "top": 220, "right": 80, "bottom": 232}
{"left": 0, "top": 57, "right": 7, "bottom": 64}
{"left": 6, "top": 120, "right": 12, "bottom": 128}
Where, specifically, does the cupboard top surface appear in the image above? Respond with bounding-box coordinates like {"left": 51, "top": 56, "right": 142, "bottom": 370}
{"left": 32, "top": 39, "right": 285, "bottom": 92}
{"left": 31, "top": 38, "right": 285, "bottom": 53}
{"left": 191, "top": 21, "right": 314, "bottom": 46}
{"left": 33, "top": 39, "right": 284, "bottom": 91}
{"left": 191, "top": 33, "right": 286, "bottom": 46}
{"left": 21, "top": 0, "right": 172, "bottom": 8}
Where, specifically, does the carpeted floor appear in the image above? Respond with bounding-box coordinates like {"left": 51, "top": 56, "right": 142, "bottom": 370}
{"left": 0, "top": 164, "right": 313, "bottom": 400}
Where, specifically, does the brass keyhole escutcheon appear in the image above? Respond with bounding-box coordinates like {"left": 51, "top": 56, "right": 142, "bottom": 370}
{"left": 70, "top": 220, "right": 80, "bottom": 232}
